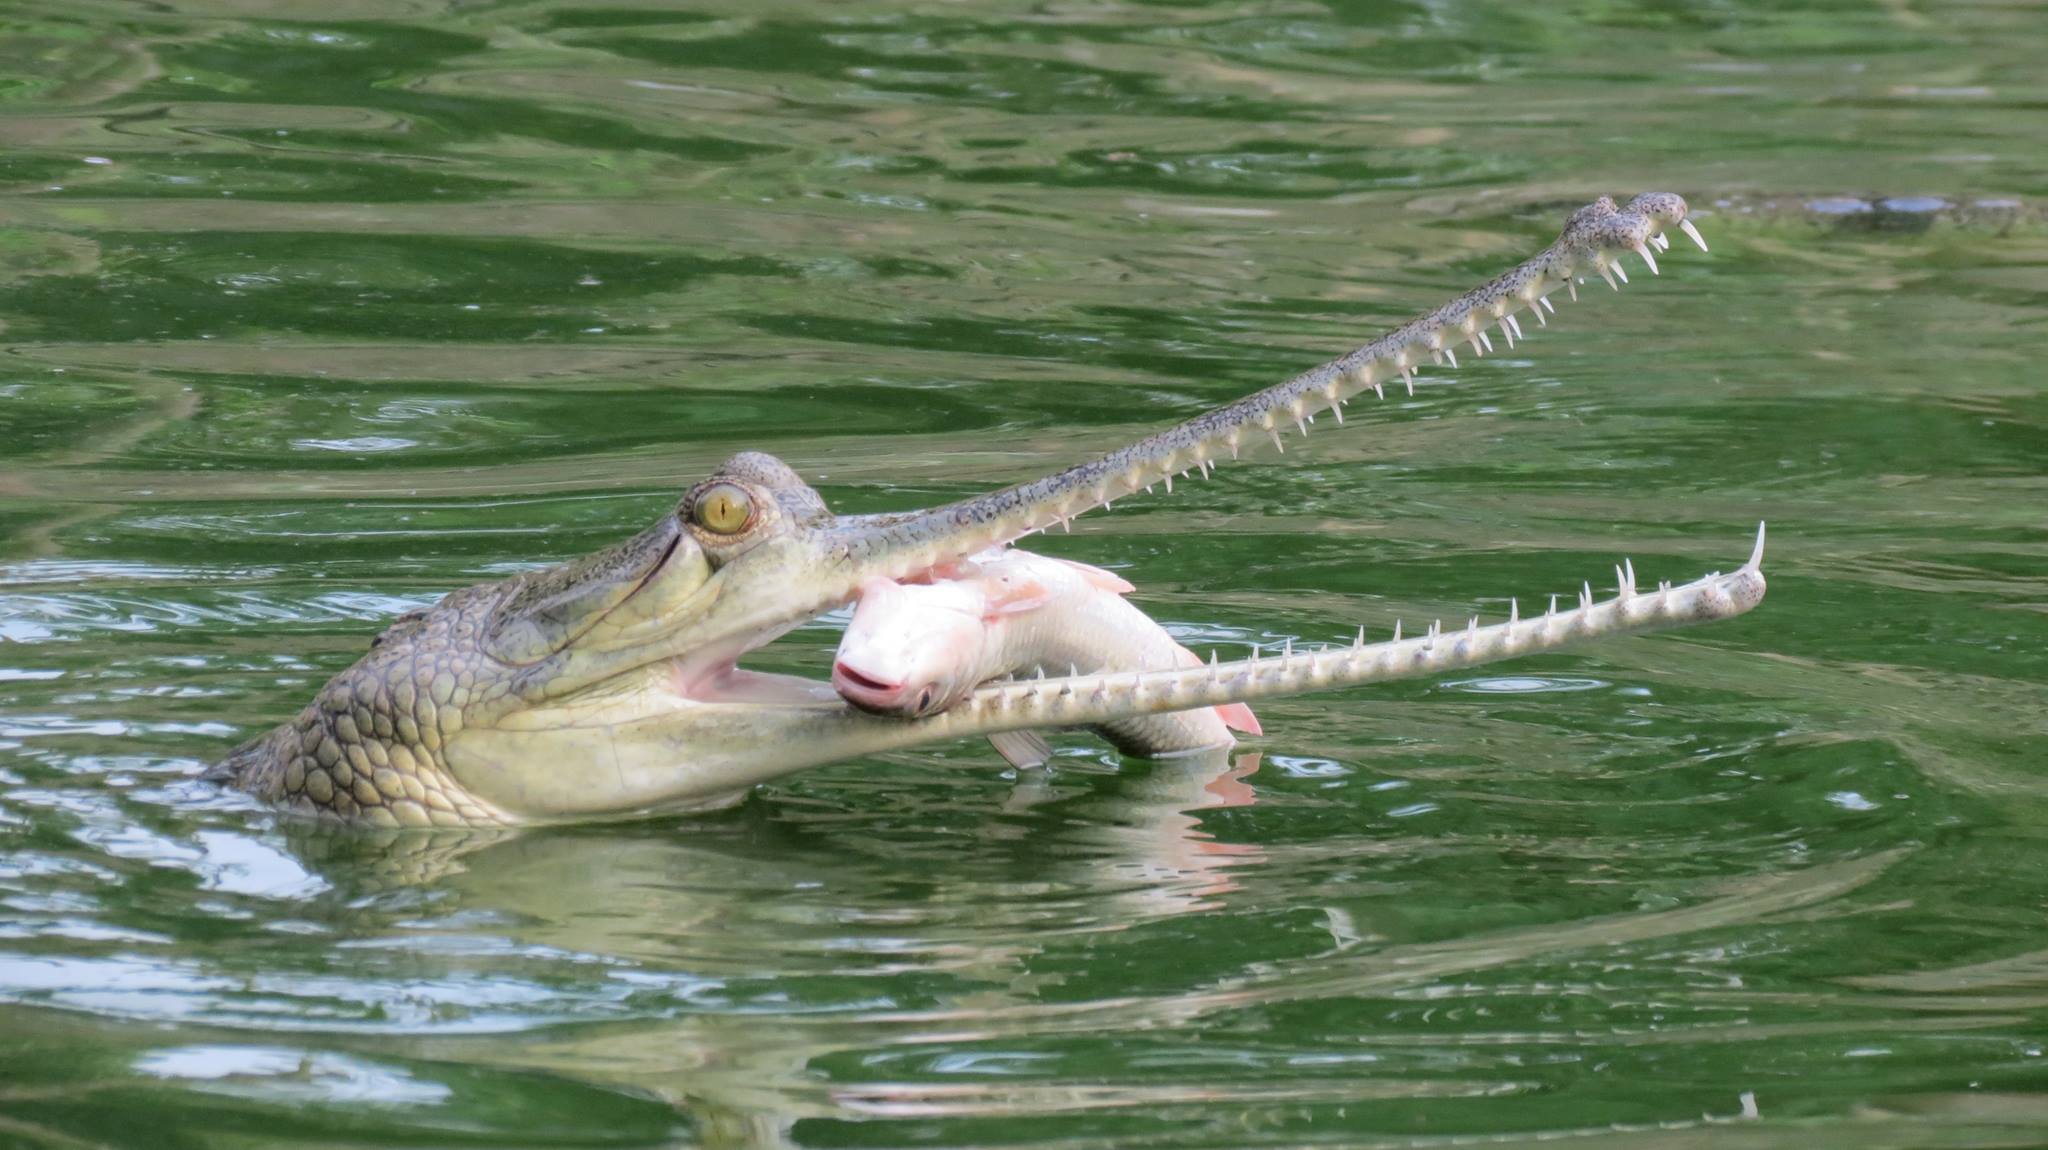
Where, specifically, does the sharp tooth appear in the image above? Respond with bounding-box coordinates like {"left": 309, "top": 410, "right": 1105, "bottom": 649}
{"left": 1330, "top": 403, "right": 1344, "bottom": 425}
{"left": 1163, "top": 474, "right": 1173, "bottom": 493}
{"left": 1679, "top": 218, "right": 1709, "bottom": 252}
{"left": 1400, "top": 366, "right": 1416, "bottom": 395}
{"left": 1748, "top": 520, "right": 1768, "bottom": 569}
{"left": 1651, "top": 232, "right": 1670, "bottom": 252}
{"left": 1632, "top": 241, "right": 1659, "bottom": 275}
{"left": 1371, "top": 380, "right": 1385, "bottom": 399}
{"left": 1598, "top": 263, "right": 1620, "bottom": 291}
{"left": 1477, "top": 328, "right": 1493, "bottom": 353}
{"left": 1504, "top": 313, "right": 1524, "bottom": 341}
{"left": 1269, "top": 428, "right": 1285, "bottom": 452}
{"left": 1509, "top": 597, "right": 1519, "bottom": 624}
{"left": 1539, "top": 295, "right": 1556, "bottom": 314}
{"left": 1568, "top": 279, "right": 1579, "bottom": 302}
{"left": 1444, "top": 347, "right": 1459, "bottom": 369}
{"left": 1609, "top": 259, "right": 1629, "bottom": 286}
{"left": 1393, "top": 619, "right": 1402, "bottom": 642}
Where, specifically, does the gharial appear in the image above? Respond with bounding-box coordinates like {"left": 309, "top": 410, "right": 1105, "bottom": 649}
{"left": 210, "top": 193, "right": 1766, "bottom": 827}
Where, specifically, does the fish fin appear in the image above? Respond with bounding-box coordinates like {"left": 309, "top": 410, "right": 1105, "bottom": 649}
{"left": 1215, "top": 702, "right": 1262, "bottom": 736}
{"left": 1054, "top": 557, "right": 1135, "bottom": 595}
{"left": 986, "top": 578, "right": 1053, "bottom": 616}
{"left": 988, "top": 730, "right": 1054, "bottom": 769}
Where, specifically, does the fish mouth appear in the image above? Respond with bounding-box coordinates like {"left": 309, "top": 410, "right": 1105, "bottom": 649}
{"left": 831, "top": 661, "right": 908, "bottom": 712}
{"left": 830, "top": 661, "right": 954, "bottom": 718}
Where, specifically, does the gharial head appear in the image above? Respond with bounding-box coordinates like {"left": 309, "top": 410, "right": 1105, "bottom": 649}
{"left": 219, "top": 192, "right": 1761, "bottom": 827}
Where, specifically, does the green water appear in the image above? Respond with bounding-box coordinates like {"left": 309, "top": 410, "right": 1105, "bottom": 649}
{"left": 3, "top": 1, "right": 2047, "bottom": 1145}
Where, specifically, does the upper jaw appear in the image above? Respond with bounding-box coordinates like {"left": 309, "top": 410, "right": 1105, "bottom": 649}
{"left": 776, "top": 193, "right": 1710, "bottom": 587}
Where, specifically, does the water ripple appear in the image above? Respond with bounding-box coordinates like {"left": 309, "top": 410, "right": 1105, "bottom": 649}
{"left": 1, "top": 0, "right": 2046, "bottom": 1145}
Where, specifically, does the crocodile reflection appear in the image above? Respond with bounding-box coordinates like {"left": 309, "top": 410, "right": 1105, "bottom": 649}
{"left": 277, "top": 777, "right": 1898, "bottom": 1146}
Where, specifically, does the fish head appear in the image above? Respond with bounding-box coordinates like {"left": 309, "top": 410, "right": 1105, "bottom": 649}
{"left": 832, "top": 577, "right": 989, "bottom": 717}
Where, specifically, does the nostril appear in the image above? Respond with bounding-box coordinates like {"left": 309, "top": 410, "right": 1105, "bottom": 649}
{"left": 833, "top": 663, "right": 900, "bottom": 694}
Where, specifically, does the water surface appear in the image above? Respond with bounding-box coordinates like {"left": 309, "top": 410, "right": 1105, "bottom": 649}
{"left": 3, "top": 1, "right": 2047, "bottom": 1146}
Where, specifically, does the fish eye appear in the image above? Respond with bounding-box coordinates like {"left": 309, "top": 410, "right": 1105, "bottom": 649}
{"left": 916, "top": 687, "right": 936, "bottom": 714}
{"left": 691, "top": 483, "right": 754, "bottom": 536}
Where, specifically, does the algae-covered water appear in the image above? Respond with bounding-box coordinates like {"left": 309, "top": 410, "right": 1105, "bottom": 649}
{"left": 3, "top": 2, "right": 2047, "bottom": 1146}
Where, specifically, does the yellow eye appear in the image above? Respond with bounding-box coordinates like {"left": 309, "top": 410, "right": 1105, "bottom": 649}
{"left": 692, "top": 483, "right": 754, "bottom": 535}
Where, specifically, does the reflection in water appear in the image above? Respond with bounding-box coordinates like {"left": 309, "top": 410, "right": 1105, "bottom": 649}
{"left": 271, "top": 780, "right": 1902, "bottom": 1147}
{"left": 2, "top": 0, "right": 2048, "bottom": 1145}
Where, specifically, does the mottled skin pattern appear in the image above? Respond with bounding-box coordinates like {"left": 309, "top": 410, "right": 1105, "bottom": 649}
{"left": 223, "top": 584, "right": 515, "bottom": 826}
{"left": 213, "top": 193, "right": 1765, "bottom": 825}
